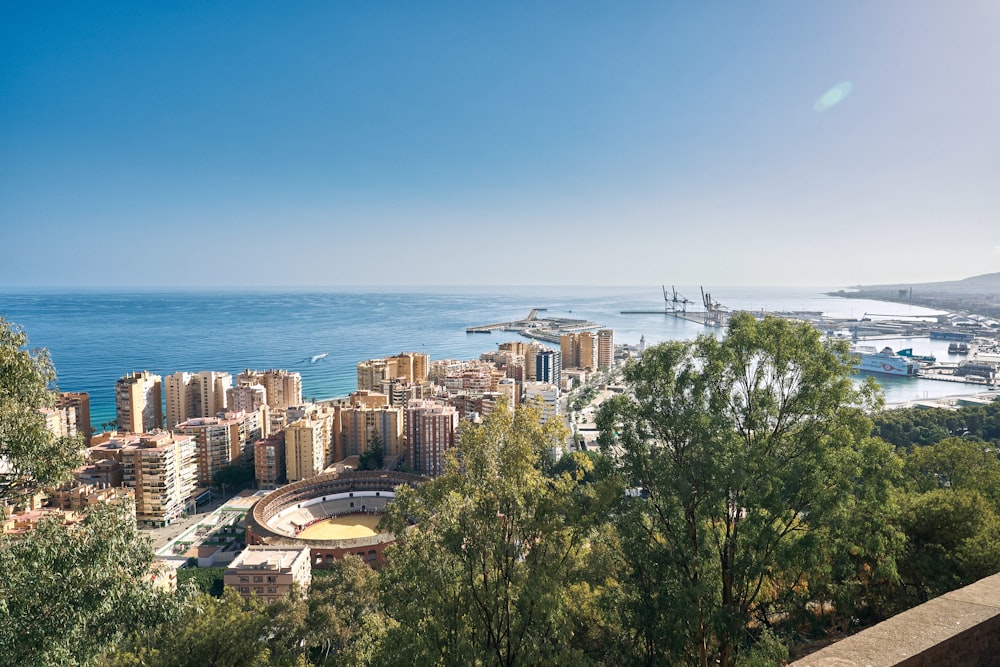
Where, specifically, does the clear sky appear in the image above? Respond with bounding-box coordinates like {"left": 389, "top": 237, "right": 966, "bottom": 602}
{"left": 2, "top": 2, "right": 998, "bottom": 288}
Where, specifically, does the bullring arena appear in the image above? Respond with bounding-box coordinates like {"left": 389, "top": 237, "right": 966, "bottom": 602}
{"left": 245, "top": 470, "right": 426, "bottom": 568}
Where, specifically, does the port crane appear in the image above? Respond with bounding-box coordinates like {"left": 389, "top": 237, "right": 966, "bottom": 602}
{"left": 662, "top": 285, "right": 691, "bottom": 315}
{"left": 701, "top": 287, "right": 729, "bottom": 327}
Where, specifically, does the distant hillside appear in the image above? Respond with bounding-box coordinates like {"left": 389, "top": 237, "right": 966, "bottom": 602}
{"left": 854, "top": 273, "right": 1000, "bottom": 295}
{"left": 833, "top": 273, "right": 1000, "bottom": 319}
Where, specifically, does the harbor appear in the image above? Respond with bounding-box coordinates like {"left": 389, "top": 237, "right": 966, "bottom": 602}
{"left": 620, "top": 286, "right": 1000, "bottom": 390}
{"left": 466, "top": 308, "right": 599, "bottom": 344}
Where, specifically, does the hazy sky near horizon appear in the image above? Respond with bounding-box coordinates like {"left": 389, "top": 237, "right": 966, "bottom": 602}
{"left": 2, "top": 2, "right": 998, "bottom": 288}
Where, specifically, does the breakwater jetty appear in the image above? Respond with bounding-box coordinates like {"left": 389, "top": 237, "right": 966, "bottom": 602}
{"left": 466, "top": 309, "right": 599, "bottom": 344}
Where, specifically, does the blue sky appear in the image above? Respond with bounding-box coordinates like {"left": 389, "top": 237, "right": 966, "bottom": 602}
{"left": 2, "top": 2, "right": 998, "bottom": 287}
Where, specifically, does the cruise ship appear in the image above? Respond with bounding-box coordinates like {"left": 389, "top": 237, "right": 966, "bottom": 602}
{"left": 852, "top": 346, "right": 922, "bottom": 376}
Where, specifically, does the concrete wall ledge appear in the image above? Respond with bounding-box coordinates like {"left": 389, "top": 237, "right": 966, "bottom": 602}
{"left": 791, "top": 572, "right": 1000, "bottom": 666}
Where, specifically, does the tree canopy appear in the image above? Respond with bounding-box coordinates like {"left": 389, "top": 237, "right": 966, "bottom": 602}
{"left": 0, "top": 317, "right": 83, "bottom": 507}
{"left": 0, "top": 501, "right": 181, "bottom": 666}
{"left": 378, "top": 401, "right": 606, "bottom": 665}
{"left": 596, "top": 313, "right": 897, "bottom": 666}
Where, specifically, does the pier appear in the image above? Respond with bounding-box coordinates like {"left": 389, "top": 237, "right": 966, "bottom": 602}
{"left": 466, "top": 309, "right": 599, "bottom": 341}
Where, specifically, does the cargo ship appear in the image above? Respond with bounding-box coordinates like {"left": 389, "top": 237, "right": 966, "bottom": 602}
{"left": 852, "top": 346, "right": 921, "bottom": 376}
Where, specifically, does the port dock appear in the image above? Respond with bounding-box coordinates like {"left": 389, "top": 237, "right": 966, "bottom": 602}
{"left": 467, "top": 309, "right": 599, "bottom": 343}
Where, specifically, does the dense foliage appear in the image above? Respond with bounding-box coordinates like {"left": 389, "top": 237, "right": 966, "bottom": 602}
{"left": 6, "top": 316, "right": 1000, "bottom": 665}
{"left": 0, "top": 316, "right": 83, "bottom": 506}
{"left": 0, "top": 502, "right": 182, "bottom": 666}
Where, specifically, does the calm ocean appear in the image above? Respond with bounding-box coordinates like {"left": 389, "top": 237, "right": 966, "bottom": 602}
{"left": 0, "top": 286, "right": 983, "bottom": 426}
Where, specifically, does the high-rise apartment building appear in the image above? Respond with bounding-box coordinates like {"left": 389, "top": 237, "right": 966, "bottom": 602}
{"left": 597, "top": 329, "right": 614, "bottom": 369}
{"left": 174, "top": 412, "right": 259, "bottom": 487}
{"left": 238, "top": 370, "right": 302, "bottom": 410}
{"left": 523, "top": 382, "right": 561, "bottom": 424}
{"left": 164, "top": 370, "right": 232, "bottom": 429}
{"left": 338, "top": 393, "right": 404, "bottom": 462}
{"left": 56, "top": 392, "right": 92, "bottom": 443}
{"left": 285, "top": 419, "right": 326, "bottom": 482}
{"left": 39, "top": 406, "right": 77, "bottom": 439}
{"left": 560, "top": 332, "right": 596, "bottom": 370}
{"left": 119, "top": 432, "right": 198, "bottom": 527}
{"left": 356, "top": 358, "right": 391, "bottom": 393}
{"left": 406, "top": 399, "right": 459, "bottom": 477}
{"left": 227, "top": 383, "right": 267, "bottom": 414}
{"left": 115, "top": 371, "right": 162, "bottom": 433}
{"left": 254, "top": 433, "right": 286, "bottom": 490}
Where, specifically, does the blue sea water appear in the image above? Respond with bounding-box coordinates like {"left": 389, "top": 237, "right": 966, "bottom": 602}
{"left": 0, "top": 286, "right": 986, "bottom": 427}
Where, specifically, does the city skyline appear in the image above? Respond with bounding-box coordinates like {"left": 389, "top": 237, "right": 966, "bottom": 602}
{"left": 2, "top": 2, "right": 998, "bottom": 288}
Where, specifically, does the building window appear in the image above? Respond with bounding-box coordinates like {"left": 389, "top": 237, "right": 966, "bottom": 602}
{"left": 268, "top": 587, "right": 276, "bottom": 594}
{"left": 239, "top": 576, "right": 249, "bottom": 583}
{"left": 253, "top": 576, "right": 263, "bottom": 583}
{"left": 255, "top": 587, "right": 264, "bottom": 593}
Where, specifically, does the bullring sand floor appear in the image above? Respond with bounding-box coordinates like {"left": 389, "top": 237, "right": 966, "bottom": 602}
{"left": 295, "top": 513, "right": 382, "bottom": 540}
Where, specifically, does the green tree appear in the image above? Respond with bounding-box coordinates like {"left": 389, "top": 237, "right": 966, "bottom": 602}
{"left": 358, "top": 432, "right": 384, "bottom": 471}
{"left": 213, "top": 462, "right": 254, "bottom": 495}
{"left": 902, "top": 436, "right": 1000, "bottom": 505}
{"left": 378, "top": 401, "right": 605, "bottom": 666}
{"left": 266, "top": 555, "right": 385, "bottom": 666}
{"left": 0, "top": 501, "right": 182, "bottom": 666}
{"left": 0, "top": 317, "right": 83, "bottom": 507}
{"left": 108, "top": 590, "right": 273, "bottom": 667}
{"left": 896, "top": 488, "right": 1000, "bottom": 603}
{"left": 597, "top": 313, "right": 894, "bottom": 666}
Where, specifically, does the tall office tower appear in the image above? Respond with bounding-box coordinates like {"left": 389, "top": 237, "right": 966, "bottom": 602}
{"left": 227, "top": 383, "right": 267, "bottom": 413}
{"left": 535, "top": 349, "right": 562, "bottom": 388}
{"left": 116, "top": 371, "right": 163, "bottom": 433}
{"left": 597, "top": 329, "right": 614, "bottom": 369}
{"left": 560, "top": 335, "right": 578, "bottom": 369}
{"left": 254, "top": 433, "right": 286, "bottom": 490}
{"left": 56, "top": 392, "right": 92, "bottom": 443}
{"left": 119, "top": 432, "right": 198, "bottom": 527}
{"left": 406, "top": 399, "right": 459, "bottom": 477}
{"left": 339, "top": 397, "right": 404, "bottom": 462}
{"left": 285, "top": 419, "right": 326, "bottom": 482}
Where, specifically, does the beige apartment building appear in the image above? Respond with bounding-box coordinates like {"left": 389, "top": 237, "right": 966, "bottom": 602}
{"left": 119, "top": 432, "right": 198, "bottom": 527}
{"left": 225, "top": 545, "right": 311, "bottom": 603}
{"left": 56, "top": 392, "right": 92, "bottom": 443}
{"left": 164, "top": 370, "right": 232, "bottom": 429}
{"left": 174, "top": 411, "right": 261, "bottom": 486}
{"left": 115, "top": 371, "right": 163, "bottom": 433}
{"left": 285, "top": 418, "right": 327, "bottom": 482}
{"left": 227, "top": 382, "right": 267, "bottom": 414}
{"left": 560, "top": 332, "right": 596, "bottom": 370}
{"left": 339, "top": 393, "right": 404, "bottom": 462}
{"left": 235, "top": 369, "right": 303, "bottom": 410}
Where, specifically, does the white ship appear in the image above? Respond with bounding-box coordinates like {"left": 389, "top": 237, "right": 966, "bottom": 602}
{"left": 852, "top": 346, "right": 921, "bottom": 376}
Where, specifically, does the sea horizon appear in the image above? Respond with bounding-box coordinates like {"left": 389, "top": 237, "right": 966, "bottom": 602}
{"left": 0, "top": 285, "right": 980, "bottom": 426}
